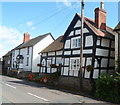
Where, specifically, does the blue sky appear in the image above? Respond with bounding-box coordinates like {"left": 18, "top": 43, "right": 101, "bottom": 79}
{"left": 0, "top": 1, "right": 118, "bottom": 57}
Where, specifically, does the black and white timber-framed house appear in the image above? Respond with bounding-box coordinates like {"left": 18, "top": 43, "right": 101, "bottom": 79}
{"left": 61, "top": 3, "right": 115, "bottom": 79}
{"left": 39, "top": 36, "right": 63, "bottom": 74}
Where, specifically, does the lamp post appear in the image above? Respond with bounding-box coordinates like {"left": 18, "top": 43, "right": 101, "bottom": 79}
{"left": 79, "top": 0, "right": 85, "bottom": 90}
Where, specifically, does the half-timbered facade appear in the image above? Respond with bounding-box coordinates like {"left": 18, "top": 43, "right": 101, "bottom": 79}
{"left": 61, "top": 5, "right": 115, "bottom": 79}
{"left": 39, "top": 36, "right": 63, "bottom": 73}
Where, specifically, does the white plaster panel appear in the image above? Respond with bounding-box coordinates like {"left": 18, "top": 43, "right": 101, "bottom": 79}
{"left": 94, "top": 59, "right": 98, "bottom": 68}
{"left": 51, "top": 68, "right": 57, "bottom": 73}
{"left": 56, "top": 51, "right": 62, "bottom": 55}
{"left": 93, "top": 69, "right": 99, "bottom": 78}
{"left": 75, "top": 29, "right": 81, "bottom": 35}
{"left": 83, "top": 28, "right": 89, "bottom": 33}
{"left": 63, "top": 67, "right": 69, "bottom": 76}
{"left": 72, "top": 50, "right": 80, "bottom": 55}
{"left": 86, "top": 57, "right": 92, "bottom": 65}
{"left": 42, "top": 53, "right": 47, "bottom": 56}
{"left": 74, "top": 20, "right": 81, "bottom": 28}
{"left": 65, "top": 58, "right": 69, "bottom": 65}
{"left": 82, "top": 57, "right": 85, "bottom": 66}
{"left": 52, "top": 57, "right": 55, "bottom": 64}
{"left": 48, "top": 52, "right": 55, "bottom": 56}
{"left": 69, "top": 31, "right": 74, "bottom": 36}
{"left": 83, "top": 49, "right": 92, "bottom": 54}
{"left": 69, "top": 70, "right": 73, "bottom": 76}
{"left": 47, "top": 68, "right": 51, "bottom": 73}
{"left": 101, "top": 59, "right": 108, "bottom": 67}
{"left": 84, "top": 70, "right": 90, "bottom": 78}
{"left": 96, "top": 48, "right": 108, "bottom": 56}
{"left": 101, "top": 38, "right": 110, "bottom": 47}
{"left": 64, "top": 51, "right": 71, "bottom": 55}
{"left": 97, "top": 39, "right": 100, "bottom": 46}
{"left": 64, "top": 40, "right": 70, "bottom": 49}
{"left": 85, "top": 36, "right": 93, "bottom": 47}
{"left": 74, "top": 70, "right": 79, "bottom": 77}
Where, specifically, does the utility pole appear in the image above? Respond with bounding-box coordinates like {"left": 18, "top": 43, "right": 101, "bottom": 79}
{"left": 79, "top": 0, "right": 85, "bottom": 90}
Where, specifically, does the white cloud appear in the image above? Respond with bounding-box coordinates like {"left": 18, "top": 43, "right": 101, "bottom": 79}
{"left": 56, "top": 0, "right": 71, "bottom": 7}
{"left": 0, "top": 26, "right": 23, "bottom": 58}
{"left": 31, "top": 26, "right": 35, "bottom": 30}
{"left": 26, "top": 21, "right": 33, "bottom": 27}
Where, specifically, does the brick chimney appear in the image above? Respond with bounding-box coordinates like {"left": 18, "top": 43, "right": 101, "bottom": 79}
{"left": 23, "top": 32, "right": 30, "bottom": 43}
{"left": 95, "top": 2, "right": 106, "bottom": 30}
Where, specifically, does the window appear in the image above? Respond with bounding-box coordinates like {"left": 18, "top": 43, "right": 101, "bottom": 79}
{"left": 26, "top": 57, "right": 29, "bottom": 66}
{"left": 70, "top": 58, "right": 79, "bottom": 70}
{"left": 72, "top": 38, "right": 80, "bottom": 48}
{"left": 42, "top": 59, "right": 45, "bottom": 66}
{"left": 27, "top": 47, "right": 29, "bottom": 55}
{"left": 47, "top": 60, "right": 51, "bottom": 67}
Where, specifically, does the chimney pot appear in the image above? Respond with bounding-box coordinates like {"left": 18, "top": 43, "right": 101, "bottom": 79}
{"left": 95, "top": 2, "right": 106, "bottom": 30}
{"left": 23, "top": 32, "right": 30, "bottom": 43}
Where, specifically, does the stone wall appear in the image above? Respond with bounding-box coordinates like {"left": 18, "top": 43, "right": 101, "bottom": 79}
{"left": 58, "top": 76, "right": 94, "bottom": 94}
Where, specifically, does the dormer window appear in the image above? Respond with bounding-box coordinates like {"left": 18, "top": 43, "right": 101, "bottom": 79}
{"left": 27, "top": 47, "right": 29, "bottom": 55}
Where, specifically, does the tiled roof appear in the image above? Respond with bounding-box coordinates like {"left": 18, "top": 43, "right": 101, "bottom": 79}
{"left": 114, "top": 22, "right": 120, "bottom": 31}
{"left": 41, "top": 36, "right": 63, "bottom": 53}
{"left": 3, "top": 51, "right": 12, "bottom": 57}
{"left": 3, "top": 43, "right": 23, "bottom": 57}
{"left": 16, "top": 33, "right": 52, "bottom": 49}
{"left": 77, "top": 13, "right": 115, "bottom": 39}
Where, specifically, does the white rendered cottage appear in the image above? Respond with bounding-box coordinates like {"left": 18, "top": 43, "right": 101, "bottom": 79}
{"left": 61, "top": 3, "right": 115, "bottom": 79}
{"left": 39, "top": 36, "right": 63, "bottom": 74}
{"left": 11, "top": 32, "right": 54, "bottom": 73}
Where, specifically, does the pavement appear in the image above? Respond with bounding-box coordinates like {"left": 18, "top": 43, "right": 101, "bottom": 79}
{"left": 0, "top": 75, "right": 117, "bottom": 104}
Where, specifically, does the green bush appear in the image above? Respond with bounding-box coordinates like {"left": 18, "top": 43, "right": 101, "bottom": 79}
{"left": 95, "top": 72, "right": 120, "bottom": 103}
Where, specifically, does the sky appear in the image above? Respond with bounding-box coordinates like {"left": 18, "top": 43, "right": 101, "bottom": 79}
{"left": 0, "top": 1, "right": 119, "bottom": 58}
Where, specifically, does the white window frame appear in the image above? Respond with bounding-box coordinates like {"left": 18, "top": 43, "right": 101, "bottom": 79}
{"left": 71, "top": 37, "right": 81, "bottom": 48}
{"left": 70, "top": 58, "right": 80, "bottom": 70}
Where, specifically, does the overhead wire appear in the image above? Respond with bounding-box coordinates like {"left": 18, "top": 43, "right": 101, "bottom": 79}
{"left": 50, "top": 2, "right": 80, "bottom": 35}
{"left": 19, "top": 5, "right": 71, "bottom": 33}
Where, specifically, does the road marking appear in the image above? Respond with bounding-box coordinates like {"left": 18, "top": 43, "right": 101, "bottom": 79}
{"left": 27, "top": 92, "right": 49, "bottom": 102}
{"left": 5, "top": 84, "right": 16, "bottom": 89}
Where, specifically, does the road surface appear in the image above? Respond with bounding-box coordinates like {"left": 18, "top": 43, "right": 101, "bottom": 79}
{"left": 0, "top": 75, "right": 112, "bottom": 104}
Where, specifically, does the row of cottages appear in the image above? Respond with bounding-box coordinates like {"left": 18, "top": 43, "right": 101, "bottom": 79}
{"left": 38, "top": 3, "right": 115, "bottom": 91}
{"left": 10, "top": 32, "right": 54, "bottom": 73}
{"left": 114, "top": 22, "right": 120, "bottom": 68}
